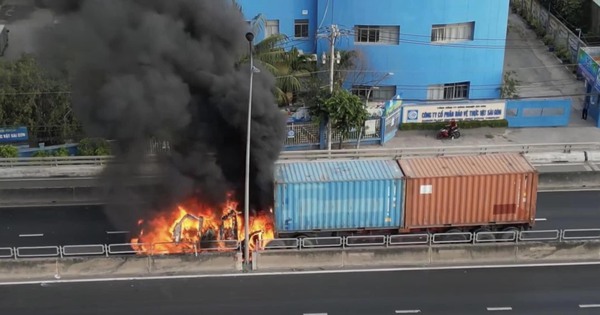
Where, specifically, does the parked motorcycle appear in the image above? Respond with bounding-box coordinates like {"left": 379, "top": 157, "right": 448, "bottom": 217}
{"left": 436, "top": 126, "right": 461, "bottom": 139}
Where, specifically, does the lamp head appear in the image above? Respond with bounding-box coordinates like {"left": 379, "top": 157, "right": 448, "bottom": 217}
{"left": 245, "top": 32, "right": 254, "bottom": 42}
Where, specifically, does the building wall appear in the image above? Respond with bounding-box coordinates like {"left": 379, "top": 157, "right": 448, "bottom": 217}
{"left": 237, "top": 0, "right": 510, "bottom": 101}
{"left": 236, "top": 0, "right": 318, "bottom": 53}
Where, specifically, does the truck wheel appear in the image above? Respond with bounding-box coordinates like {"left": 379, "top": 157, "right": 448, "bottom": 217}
{"left": 500, "top": 227, "right": 520, "bottom": 241}
{"left": 438, "top": 228, "right": 468, "bottom": 243}
{"left": 474, "top": 227, "right": 494, "bottom": 242}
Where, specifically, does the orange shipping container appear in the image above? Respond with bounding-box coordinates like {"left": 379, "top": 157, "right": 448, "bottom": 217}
{"left": 397, "top": 153, "right": 538, "bottom": 230}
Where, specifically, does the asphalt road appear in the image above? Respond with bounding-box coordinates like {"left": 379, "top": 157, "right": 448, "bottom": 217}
{"left": 0, "top": 204, "right": 140, "bottom": 248}
{"left": 2, "top": 265, "right": 600, "bottom": 314}
{"left": 0, "top": 190, "right": 597, "bottom": 248}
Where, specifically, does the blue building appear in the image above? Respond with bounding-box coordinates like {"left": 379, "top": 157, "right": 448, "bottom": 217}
{"left": 237, "top": 0, "right": 510, "bottom": 103}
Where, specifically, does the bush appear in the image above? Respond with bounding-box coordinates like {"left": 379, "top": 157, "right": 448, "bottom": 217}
{"left": 0, "top": 145, "right": 18, "bottom": 158}
{"left": 32, "top": 150, "right": 51, "bottom": 157}
{"left": 78, "top": 138, "right": 111, "bottom": 156}
{"left": 542, "top": 34, "right": 554, "bottom": 46}
{"left": 399, "top": 119, "right": 509, "bottom": 131}
{"left": 53, "top": 147, "right": 70, "bottom": 157}
{"left": 555, "top": 45, "right": 570, "bottom": 62}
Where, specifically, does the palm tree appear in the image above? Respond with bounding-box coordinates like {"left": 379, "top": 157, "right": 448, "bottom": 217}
{"left": 233, "top": 1, "right": 313, "bottom": 106}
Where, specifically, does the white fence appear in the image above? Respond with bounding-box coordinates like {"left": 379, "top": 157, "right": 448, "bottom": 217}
{"left": 0, "top": 142, "right": 598, "bottom": 167}
{"left": 2, "top": 228, "right": 600, "bottom": 259}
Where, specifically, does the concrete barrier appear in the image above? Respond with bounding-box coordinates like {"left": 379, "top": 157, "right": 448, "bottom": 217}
{"left": 0, "top": 252, "right": 241, "bottom": 281}
{"left": 254, "top": 241, "right": 600, "bottom": 271}
{"left": 538, "top": 171, "right": 600, "bottom": 190}
{"left": 0, "top": 187, "right": 104, "bottom": 205}
{"left": 253, "top": 249, "right": 344, "bottom": 270}
{"left": 586, "top": 150, "right": 600, "bottom": 162}
{"left": 430, "top": 244, "right": 517, "bottom": 264}
{"left": 524, "top": 151, "right": 587, "bottom": 164}
{"left": 516, "top": 241, "right": 600, "bottom": 261}
{"left": 343, "top": 246, "right": 430, "bottom": 267}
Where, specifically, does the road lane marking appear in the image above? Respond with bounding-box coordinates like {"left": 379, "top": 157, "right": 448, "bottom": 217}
{"left": 579, "top": 304, "right": 600, "bottom": 308}
{"left": 487, "top": 307, "right": 512, "bottom": 311}
{"left": 2, "top": 261, "right": 600, "bottom": 286}
{"left": 18, "top": 234, "right": 44, "bottom": 238}
{"left": 303, "top": 313, "right": 327, "bottom": 315}
{"left": 534, "top": 218, "right": 547, "bottom": 222}
{"left": 106, "top": 231, "right": 130, "bottom": 234}
{"left": 395, "top": 310, "right": 421, "bottom": 314}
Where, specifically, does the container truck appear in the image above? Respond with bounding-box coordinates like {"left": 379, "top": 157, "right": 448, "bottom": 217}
{"left": 272, "top": 153, "right": 538, "bottom": 239}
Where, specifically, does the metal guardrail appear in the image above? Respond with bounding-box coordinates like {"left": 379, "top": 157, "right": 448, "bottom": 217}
{"left": 1, "top": 142, "right": 598, "bottom": 167}
{"left": 256, "top": 228, "right": 600, "bottom": 252}
{"left": 62, "top": 244, "right": 105, "bottom": 256}
{"left": 277, "top": 142, "right": 600, "bottom": 161}
{"left": 2, "top": 228, "right": 600, "bottom": 259}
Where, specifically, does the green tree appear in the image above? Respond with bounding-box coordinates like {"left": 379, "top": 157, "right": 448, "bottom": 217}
{"left": 77, "top": 137, "right": 111, "bottom": 156}
{"left": 233, "top": 1, "right": 314, "bottom": 106}
{"left": 538, "top": 0, "right": 586, "bottom": 32}
{"left": 321, "top": 90, "right": 368, "bottom": 149}
{"left": 500, "top": 71, "right": 520, "bottom": 99}
{"left": 0, "top": 54, "right": 79, "bottom": 145}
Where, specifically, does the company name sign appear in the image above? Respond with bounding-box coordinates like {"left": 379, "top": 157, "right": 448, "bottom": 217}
{"left": 401, "top": 101, "right": 506, "bottom": 123}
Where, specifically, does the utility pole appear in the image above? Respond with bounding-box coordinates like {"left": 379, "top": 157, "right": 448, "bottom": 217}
{"left": 321, "top": 24, "right": 341, "bottom": 152}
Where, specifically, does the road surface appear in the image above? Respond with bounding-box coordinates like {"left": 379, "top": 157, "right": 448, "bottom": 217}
{"left": 2, "top": 265, "right": 600, "bottom": 314}
{"left": 0, "top": 190, "right": 597, "bottom": 248}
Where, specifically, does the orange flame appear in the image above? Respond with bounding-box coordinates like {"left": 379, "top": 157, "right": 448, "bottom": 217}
{"left": 130, "top": 194, "right": 274, "bottom": 255}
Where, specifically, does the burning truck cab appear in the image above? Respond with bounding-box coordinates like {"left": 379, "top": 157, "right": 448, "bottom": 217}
{"left": 130, "top": 197, "right": 274, "bottom": 255}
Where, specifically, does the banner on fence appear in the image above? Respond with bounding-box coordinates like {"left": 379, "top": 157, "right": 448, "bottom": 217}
{"left": 401, "top": 101, "right": 506, "bottom": 123}
{"left": 578, "top": 48, "right": 600, "bottom": 84}
{"left": 0, "top": 126, "right": 28, "bottom": 143}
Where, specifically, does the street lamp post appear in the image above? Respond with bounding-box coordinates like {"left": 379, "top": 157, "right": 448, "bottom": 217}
{"left": 244, "top": 31, "right": 255, "bottom": 269}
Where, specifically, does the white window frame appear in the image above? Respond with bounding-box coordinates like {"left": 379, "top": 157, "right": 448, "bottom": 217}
{"left": 427, "top": 82, "right": 470, "bottom": 100}
{"left": 431, "top": 22, "right": 475, "bottom": 43}
{"left": 352, "top": 85, "right": 397, "bottom": 101}
{"left": 354, "top": 25, "right": 400, "bottom": 45}
{"left": 294, "top": 19, "right": 309, "bottom": 38}
{"left": 265, "top": 20, "right": 280, "bottom": 38}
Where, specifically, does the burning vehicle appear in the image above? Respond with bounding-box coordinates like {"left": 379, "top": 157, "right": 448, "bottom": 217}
{"left": 130, "top": 196, "right": 275, "bottom": 255}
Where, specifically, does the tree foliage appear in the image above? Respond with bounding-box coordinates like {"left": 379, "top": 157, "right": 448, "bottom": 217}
{"left": 538, "top": 0, "right": 586, "bottom": 32}
{"left": 320, "top": 90, "right": 368, "bottom": 149}
{"left": 0, "top": 54, "right": 80, "bottom": 145}
{"left": 0, "top": 145, "right": 18, "bottom": 158}
{"left": 500, "top": 71, "right": 520, "bottom": 99}
{"left": 77, "top": 137, "right": 111, "bottom": 156}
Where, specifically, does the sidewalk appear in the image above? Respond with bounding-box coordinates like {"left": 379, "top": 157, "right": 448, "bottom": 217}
{"left": 384, "top": 127, "right": 600, "bottom": 148}
{"left": 504, "top": 12, "right": 588, "bottom": 127}
{"left": 382, "top": 11, "right": 598, "bottom": 149}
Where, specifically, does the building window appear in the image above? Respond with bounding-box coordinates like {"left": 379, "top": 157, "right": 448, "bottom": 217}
{"left": 294, "top": 19, "right": 309, "bottom": 38}
{"left": 265, "top": 20, "right": 280, "bottom": 38}
{"left": 427, "top": 82, "right": 470, "bottom": 100}
{"left": 354, "top": 25, "right": 399, "bottom": 45}
{"left": 431, "top": 22, "right": 474, "bottom": 42}
{"left": 352, "top": 85, "right": 397, "bottom": 101}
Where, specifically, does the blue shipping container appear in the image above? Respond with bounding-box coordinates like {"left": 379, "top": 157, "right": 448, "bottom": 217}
{"left": 274, "top": 159, "right": 405, "bottom": 234}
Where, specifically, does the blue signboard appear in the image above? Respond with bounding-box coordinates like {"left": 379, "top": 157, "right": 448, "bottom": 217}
{"left": 0, "top": 126, "right": 29, "bottom": 143}
{"left": 401, "top": 102, "right": 506, "bottom": 123}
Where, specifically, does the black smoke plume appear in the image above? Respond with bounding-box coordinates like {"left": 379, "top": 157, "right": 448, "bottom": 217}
{"left": 34, "top": 0, "right": 286, "bottom": 228}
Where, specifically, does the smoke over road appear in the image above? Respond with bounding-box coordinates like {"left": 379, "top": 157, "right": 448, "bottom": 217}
{"left": 34, "top": 0, "right": 286, "bottom": 227}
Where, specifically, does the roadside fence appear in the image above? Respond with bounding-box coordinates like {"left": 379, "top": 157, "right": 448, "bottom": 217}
{"left": 2, "top": 228, "right": 600, "bottom": 260}
{"left": 0, "top": 142, "right": 598, "bottom": 167}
